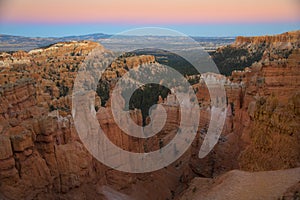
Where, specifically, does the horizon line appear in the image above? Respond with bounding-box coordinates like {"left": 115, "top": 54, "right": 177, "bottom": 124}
{"left": 0, "top": 23, "right": 299, "bottom": 38}
{"left": 1, "top": 29, "right": 300, "bottom": 39}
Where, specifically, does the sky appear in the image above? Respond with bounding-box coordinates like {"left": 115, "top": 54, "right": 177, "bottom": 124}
{"left": 0, "top": 0, "right": 299, "bottom": 37}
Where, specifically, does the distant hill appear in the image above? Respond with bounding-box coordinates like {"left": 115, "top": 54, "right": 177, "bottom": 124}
{"left": 0, "top": 33, "right": 234, "bottom": 52}
{"left": 0, "top": 33, "right": 111, "bottom": 51}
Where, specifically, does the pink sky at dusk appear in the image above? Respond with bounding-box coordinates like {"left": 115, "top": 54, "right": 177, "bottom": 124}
{"left": 0, "top": 0, "right": 299, "bottom": 24}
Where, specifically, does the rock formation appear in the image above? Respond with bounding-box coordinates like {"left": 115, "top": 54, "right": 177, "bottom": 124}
{"left": 211, "top": 30, "right": 300, "bottom": 76}
{"left": 0, "top": 31, "right": 299, "bottom": 199}
{"left": 0, "top": 41, "right": 192, "bottom": 199}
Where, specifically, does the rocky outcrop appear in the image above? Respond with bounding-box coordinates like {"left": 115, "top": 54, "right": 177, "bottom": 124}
{"left": 185, "top": 48, "right": 300, "bottom": 177}
{"left": 0, "top": 78, "right": 42, "bottom": 122}
{"left": 0, "top": 78, "right": 96, "bottom": 199}
{"left": 28, "top": 41, "right": 102, "bottom": 57}
{"left": 235, "top": 31, "right": 300, "bottom": 45}
{"left": 211, "top": 30, "right": 300, "bottom": 76}
{"left": 0, "top": 51, "right": 31, "bottom": 70}
{"left": 236, "top": 49, "right": 300, "bottom": 171}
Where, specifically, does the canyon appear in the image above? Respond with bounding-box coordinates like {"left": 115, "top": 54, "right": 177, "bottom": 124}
{"left": 0, "top": 31, "right": 299, "bottom": 199}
